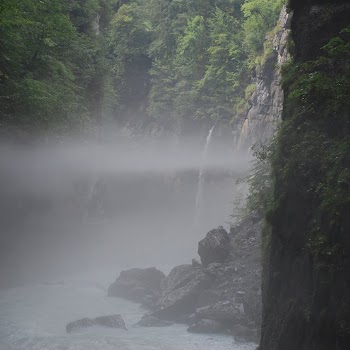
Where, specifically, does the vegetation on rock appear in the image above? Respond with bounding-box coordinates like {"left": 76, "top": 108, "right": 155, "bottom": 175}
{"left": 260, "top": 2, "right": 350, "bottom": 349}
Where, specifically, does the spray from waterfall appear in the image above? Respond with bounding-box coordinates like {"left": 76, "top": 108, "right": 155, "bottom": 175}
{"left": 193, "top": 124, "right": 216, "bottom": 232}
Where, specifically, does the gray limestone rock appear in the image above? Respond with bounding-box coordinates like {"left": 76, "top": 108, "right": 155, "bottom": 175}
{"left": 66, "top": 314, "right": 127, "bottom": 333}
{"left": 108, "top": 267, "right": 165, "bottom": 308}
{"left": 198, "top": 227, "right": 230, "bottom": 266}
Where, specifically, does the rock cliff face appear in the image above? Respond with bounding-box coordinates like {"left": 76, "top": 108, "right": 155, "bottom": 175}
{"left": 235, "top": 6, "right": 291, "bottom": 151}
{"left": 260, "top": 1, "right": 350, "bottom": 350}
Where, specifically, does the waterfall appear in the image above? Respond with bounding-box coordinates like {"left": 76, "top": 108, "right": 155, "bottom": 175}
{"left": 193, "top": 124, "right": 216, "bottom": 231}
{"left": 235, "top": 118, "right": 250, "bottom": 152}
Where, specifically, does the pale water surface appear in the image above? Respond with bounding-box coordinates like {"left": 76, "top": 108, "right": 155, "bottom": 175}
{"left": 0, "top": 276, "right": 256, "bottom": 350}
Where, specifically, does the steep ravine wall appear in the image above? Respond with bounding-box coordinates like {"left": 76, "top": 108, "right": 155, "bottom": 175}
{"left": 260, "top": 1, "right": 350, "bottom": 350}
{"left": 235, "top": 7, "right": 291, "bottom": 152}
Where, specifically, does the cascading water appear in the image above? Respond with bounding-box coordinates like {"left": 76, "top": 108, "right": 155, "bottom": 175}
{"left": 235, "top": 119, "right": 250, "bottom": 152}
{"left": 193, "top": 124, "right": 216, "bottom": 231}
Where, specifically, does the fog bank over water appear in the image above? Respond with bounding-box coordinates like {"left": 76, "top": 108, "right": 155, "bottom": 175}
{"left": 0, "top": 134, "right": 250, "bottom": 285}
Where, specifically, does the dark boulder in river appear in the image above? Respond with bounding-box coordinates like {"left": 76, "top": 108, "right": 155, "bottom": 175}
{"left": 66, "top": 314, "right": 127, "bottom": 333}
{"left": 94, "top": 315, "right": 127, "bottom": 329}
{"left": 151, "top": 264, "right": 213, "bottom": 322}
{"left": 135, "top": 315, "right": 174, "bottom": 327}
{"left": 198, "top": 226, "right": 230, "bottom": 266}
{"left": 66, "top": 318, "right": 94, "bottom": 333}
{"left": 232, "top": 324, "right": 259, "bottom": 343}
{"left": 108, "top": 267, "right": 166, "bottom": 307}
{"left": 187, "top": 319, "right": 227, "bottom": 334}
{"left": 194, "top": 301, "right": 247, "bottom": 324}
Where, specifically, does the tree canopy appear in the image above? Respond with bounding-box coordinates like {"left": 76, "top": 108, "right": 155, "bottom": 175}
{"left": 0, "top": 0, "right": 285, "bottom": 135}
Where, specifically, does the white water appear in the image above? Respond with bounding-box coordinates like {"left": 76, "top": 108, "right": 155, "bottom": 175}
{"left": 194, "top": 125, "right": 216, "bottom": 231}
{"left": 0, "top": 276, "right": 256, "bottom": 350}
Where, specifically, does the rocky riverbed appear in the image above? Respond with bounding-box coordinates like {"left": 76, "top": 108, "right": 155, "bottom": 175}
{"left": 108, "top": 218, "right": 262, "bottom": 343}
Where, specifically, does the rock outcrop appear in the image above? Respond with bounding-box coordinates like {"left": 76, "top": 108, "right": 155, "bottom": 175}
{"left": 66, "top": 314, "right": 127, "bottom": 333}
{"left": 198, "top": 226, "right": 230, "bottom": 266}
{"left": 135, "top": 315, "right": 174, "bottom": 327}
{"left": 151, "top": 264, "right": 213, "bottom": 322}
{"left": 108, "top": 219, "right": 262, "bottom": 342}
{"left": 108, "top": 267, "right": 166, "bottom": 308}
{"left": 194, "top": 301, "right": 247, "bottom": 324}
{"left": 235, "top": 6, "right": 291, "bottom": 152}
{"left": 260, "top": 2, "right": 350, "bottom": 350}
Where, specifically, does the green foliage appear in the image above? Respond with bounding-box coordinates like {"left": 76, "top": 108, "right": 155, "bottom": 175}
{"left": 108, "top": 1, "right": 153, "bottom": 121}
{"left": 232, "top": 141, "right": 275, "bottom": 225}
{"left": 245, "top": 83, "right": 257, "bottom": 99}
{"left": 231, "top": 140, "right": 276, "bottom": 256}
{"left": 242, "top": 0, "right": 285, "bottom": 57}
{"left": 144, "top": 0, "right": 285, "bottom": 125}
{"left": 282, "top": 30, "right": 350, "bottom": 116}
{"left": 248, "top": 143, "right": 275, "bottom": 214}
{"left": 0, "top": 0, "right": 116, "bottom": 133}
{"left": 0, "top": 0, "right": 286, "bottom": 133}
{"left": 270, "top": 27, "right": 350, "bottom": 263}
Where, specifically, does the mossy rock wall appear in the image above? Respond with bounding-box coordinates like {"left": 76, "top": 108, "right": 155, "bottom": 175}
{"left": 260, "top": 1, "right": 350, "bottom": 350}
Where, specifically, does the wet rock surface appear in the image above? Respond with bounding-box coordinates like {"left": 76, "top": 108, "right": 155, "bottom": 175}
{"left": 198, "top": 226, "right": 230, "bottom": 266}
{"left": 135, "top": 315, "right": 174, "bottom": 327}
{"left": 187, "top": 319, "right": 227, "bottom": 334}
{"left": 108, "top": 218, "right": 263, "bottom": 341}
{"left": 194, "top": 301, "right": 247, "bottom": 324}
{"left": 233, "top": 6, "right": 290, "bottom": 152}
{"left": 232, "top": 324, "right": 259, "bottom": 343}
{"left": 108, "top": 267, "right": 165, "bottom": 308}
{"left": 151, "top": 264, "right": 213, "bottom": 322}
{"left": 66, "top": 314, "right": 127, "bottom": 333}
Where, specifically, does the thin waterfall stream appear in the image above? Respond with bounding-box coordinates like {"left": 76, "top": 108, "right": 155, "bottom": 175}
{"left": 193, "top": 124, "right": 216, "bottom": 231}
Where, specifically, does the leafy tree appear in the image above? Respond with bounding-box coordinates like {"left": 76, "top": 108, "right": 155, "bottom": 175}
{"left": 0, "top": 0, "right": 285, "bottom": 134}
{"left": 0, "top": 0, "right": 116, "bottom": 134}
{"left": 242, "top": 0, "right": 285, "bottom": 57}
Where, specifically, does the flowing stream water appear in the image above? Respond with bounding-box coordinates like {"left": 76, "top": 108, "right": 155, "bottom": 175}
{"left": 0, "top": 275, "right": 257, "bottom": 350}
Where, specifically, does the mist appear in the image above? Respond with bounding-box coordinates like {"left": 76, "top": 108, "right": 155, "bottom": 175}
{"left": 0, "top": 133, "right": 250, "bottom": 285}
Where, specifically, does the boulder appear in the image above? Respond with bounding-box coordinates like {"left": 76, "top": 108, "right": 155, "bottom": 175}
{"left": 197, "top": 290, "right": 221, "bottom": 308}
{"left": 232, "top": 324, "right": 259, "bottom": 343}
{"left": 151, "top": 264, "right": 213, "bottom": 321}
{"left": 66, "top": 318, "right": 94, "bottom": 333}
{"left": 192, "top": 259, "right": 201, "bottom": 267}
{"left": 194, "top": 301, "right": 247, "bottom": 324}
{"left": 66, "top": 314, "right": 127, "bottom": 333}
{"left": 187, "top": 319, "right": 227, "bottom": 334}
{"left": 94, "top": 315, "right": 127, "bottom": 330}
{"left": 198, "top": 227, "right": 230, "bottom": 266}
{"left": 108, "top": 267, "right": 166, "bottom": 307}
{"left": 136, "top": 315, "right": 174, "bottom": 327}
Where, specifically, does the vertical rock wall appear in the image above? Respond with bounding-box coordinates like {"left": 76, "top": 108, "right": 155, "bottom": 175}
{"left": 260, "top": 1, "right": 350, "bottom": 350}
{"left": 235, "top": 7, "right": 291, "bottom": 152}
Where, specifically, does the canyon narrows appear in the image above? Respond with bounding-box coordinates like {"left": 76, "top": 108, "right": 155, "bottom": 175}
{"left": 1, "top": 1, "right": 349, "bottom": 350}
